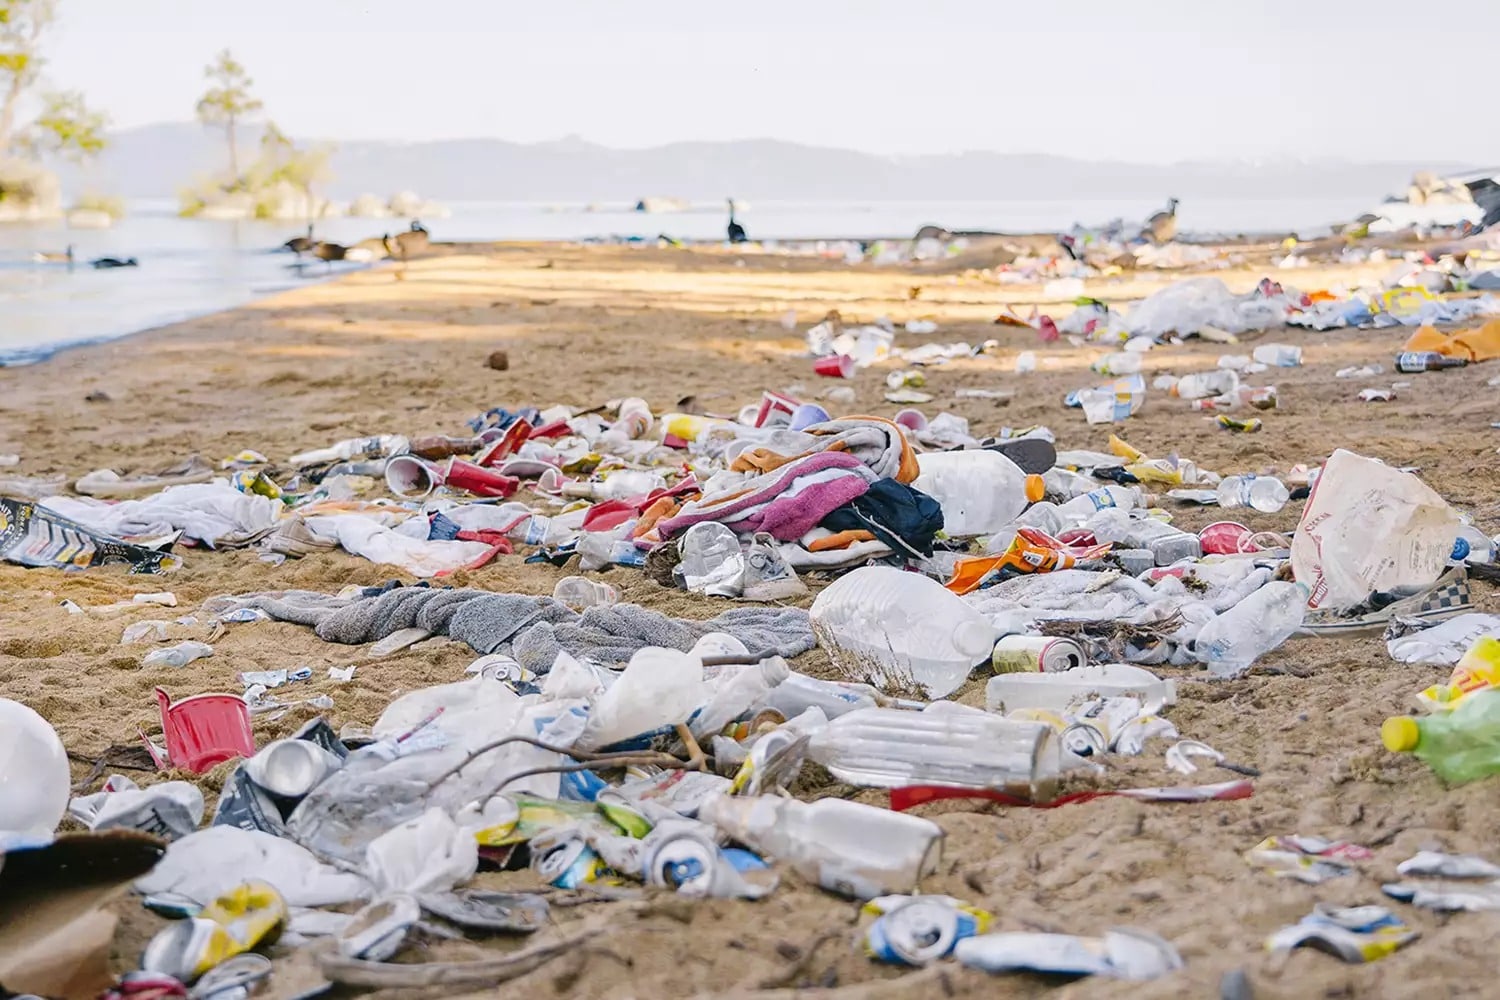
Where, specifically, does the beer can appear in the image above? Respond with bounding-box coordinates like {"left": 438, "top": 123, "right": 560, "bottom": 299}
{"left": 865, "top": 897, "right": 986, "bottom": 965}
{"left": 991, "top": 635, "right": 1086, "bottom": 674}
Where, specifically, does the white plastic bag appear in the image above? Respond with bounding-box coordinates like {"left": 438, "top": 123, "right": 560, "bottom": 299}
{"left": 1292, "top": 450, "right": 1460, "bottom": 612}
{"left": 1387, "top": 614, "right": 1500, "bottom": 665}
{"left": 364, "top": 807, "right": 478, "bottom": 895}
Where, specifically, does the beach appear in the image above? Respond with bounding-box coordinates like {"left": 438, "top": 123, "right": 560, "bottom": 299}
{"left": 2, "top": 242, "right": 1498, "bottom": 998}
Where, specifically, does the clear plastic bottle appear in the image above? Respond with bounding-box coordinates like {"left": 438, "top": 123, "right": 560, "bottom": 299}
{"left": 1253, "top": 343, "right": 1303, "bottom": 367}
{"left": 760, "top": 671, "right": 882, "bottom": 720}
{"left": 562, "top": 470, "right": 666, "bottom": 501}
{"left": 1382, "top": 688, "right": 1500, "bottom": 784}
{"left": 1193, "top": 581, "right": 1307, "bottom": 677}
{"left": 690, "top": 656, "right": 791, "bottom": 739}
{"left": 809, "top": 567, "right": 1001, "bottom": 699}
{"left": 986, "top": 664, "right": 1176, "bottom": 716}
{"left": 698, "top": 793, "right": 944, "bottom": 899}
{"left": 552, "top": 576, "right": 620, "bottom": 610}
{"left": 1215, "top": 474, "right": 1289, "bottom": 513}
{"left": 1055, "top": 485, "right": 1142, "bottom": 524}
{"left": 1171, "top": 370, "right": 1239, "bottom": 400}
{"left": 807, "top": 706, "right": 1063, "bottom": 795}
{"left": 675, "top": 522, "right": 745, "bottom": 596}
{"left": 912, "top": 451, "right": 1046, "bottom": 537}
{"left": 1089, "top": 511, "right": 1201, "bottom": 566}
{"left": 576, "top": 532, "right": 646, "bottom": 571}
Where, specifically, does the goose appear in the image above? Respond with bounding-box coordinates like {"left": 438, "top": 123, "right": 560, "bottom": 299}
{"left": 1145, "top": 197, "right": 1179, "bottom": 244}
{"left": 726, "top": 198, "right": 747, "bottom": 244}
{"left": 89, "top": 256, "right": 138, "bottom": 269}
{"left": 282, "top": 225, "right": 315, "bottom": 255}
{"left": 308, "top": 242, "right": 349, "bottom": 270}
{"left": 33, "top": 245, "right": 74, "bottom": 264}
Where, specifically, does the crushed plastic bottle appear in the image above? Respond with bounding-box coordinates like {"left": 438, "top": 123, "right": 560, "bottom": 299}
{"left": 699, "top": 793, "right": 944, "bottom": 899}
{"left": 1092, "top": 352, "right": 1142, "bottom": 376}
{"left": 760, "top": 671, "right": 885, "bottom": 720}
{"left": 576, "top": 532, "right": 646, "bottom": 571}
{"left": 1193, "top": 581, "right": 1308, "bottom": 677}
{"left": 1382, "top": 687, "right": 1500, "bottom": 784}
{"left": 912, "top": 451, "right": 1046, "bottom": 537}
{"left": 1215, "top": 474, "right": 1289, "bottom": 513}
{"left": 810, "top": 567, "right": 1001, "bottom": 699}
{"left": 1171, "top": 370, "right": 1239, "bottom": 400}
{"left": 1253, "top": 344, "right": 1303, "bottom": 367}
{"left": 675, "top": 522, "right": 745, "bottom": 596}
{"left": 807, "top": 705, "right": 1063, "bottom": 795}
{"left": 143, "top": 641, "right": 214, "bottom": 669}
{"left": 1055, "top": 485, "right": 1141, "bottom": 524}
{"left": 552, "top": 576, "right": 619, "bottom": 610}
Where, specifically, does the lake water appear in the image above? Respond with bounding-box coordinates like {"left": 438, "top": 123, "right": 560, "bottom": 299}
{"left": 0, "top": 195, "right": 1372, "bottom": 365}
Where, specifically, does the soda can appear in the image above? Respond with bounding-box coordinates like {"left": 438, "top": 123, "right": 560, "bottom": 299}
{"left": 991, "top": 635, "right": 1086, "bottom": 674}
{"left": 642, "top": 819, "right": 776, "bottom": 900}
{"left": 531, "top": 832, "right": 609, "bottom": 889}
{"left": 865, "top": 897, "right": 986, "bottom": 965}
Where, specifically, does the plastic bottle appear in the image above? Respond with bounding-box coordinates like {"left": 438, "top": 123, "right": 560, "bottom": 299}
{"left": 1253, "top": 344, "right": 1303, "bottom": 367}
{"left": 562, "top": 470, "right": 666, "bottom": 501}
{"left": 1054, "top": 485, "right": 1141, "bottom": 524}
{"left": 1090, "top": 511, "right": 1201, "bottom": 566}
{"left": 143, "top": 641, "right": 214, "bottom": 669}
{"left": 807, "top": 706, "right": 1063, "bottom": 795}
{"left": 760, "top": 671, "right": 882, "bottom": 720}
{"left": 576, "top": 532, "right": 646, "bottom": 571}
{"left": 912, "top": 451, "right": 1046, "bottom": 537}
{"left": 579, "top": 647, "right": 706, "bottom": 750}
{"left": 1215, "top": 474, "right": 1289, "bottom": 513}
{"left": 690, "top": 656, "right": 791, "bottom": 739}
{"left": 1092, "top": 352, "right": 1142, "bottom": 376}
{"left": 809, "top": 567, "right": 1001, "bottom": 699}
{"left": 1382, "top": 688, "right": 1500, "bottom": 783}
{"left": 552, "top": 576, "right": 620, "bottom": 610}
{"left": 986, "top": 664, "right": 1176, "bottom": 716}
{"left": 698, "top": 793, "right": 944, "bottom": 899}
{"left": 1193, "top": 581, "right": 1307, "bottom": 677}
{"left": 1395, "top": 352, "right": 1468, "bottom": 373}
{"left": 1171, "top": 370, "right": 1239, "bottom": 400}
{"left": 676, "top": 522, "right": 745, "bottom": 596}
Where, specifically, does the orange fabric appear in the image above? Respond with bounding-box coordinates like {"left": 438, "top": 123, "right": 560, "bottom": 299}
{"left": 1405, "top": 320, "right": 1500, "bottom": 362}
{"left": 630, "top": 497, "right": 681, "bottom": 538}
{"left": 730, "top": 448, "right": 810, "bottom": 475}
{"left": 806, "top": 529, "right": 876, "bottom": 551}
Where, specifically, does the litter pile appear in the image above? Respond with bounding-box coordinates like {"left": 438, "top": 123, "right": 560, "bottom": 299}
{"left": 4, "top": 273, "right": 1500, "bottom": 997}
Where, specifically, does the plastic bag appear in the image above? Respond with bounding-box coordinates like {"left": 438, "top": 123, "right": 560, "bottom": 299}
{"left": 1292, "top": 450, "right": 1460, "bottom": 612}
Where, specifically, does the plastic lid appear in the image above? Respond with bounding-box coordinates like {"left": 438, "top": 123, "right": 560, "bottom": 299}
{"left": 1381, "top": 716, "right": 1420, "bottom": 753}
{"left": 1024, "top": 475, "right": 1046, "bottom": 503}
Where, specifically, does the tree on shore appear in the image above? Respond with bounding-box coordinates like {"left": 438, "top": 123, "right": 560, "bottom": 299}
{"left": 0, "top": 0, "right": 57, "bottom": 155}
{"left": 23, "top": 87, "right": 107, "bottom": 162}
{"left": 194, "top": 48, "right": 262, "bottom": 186}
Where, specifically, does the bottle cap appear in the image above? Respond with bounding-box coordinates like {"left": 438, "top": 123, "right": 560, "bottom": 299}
{"left": 1024, "top": 475, "right": 1046, "bottom": 502}
{"left": 1381, "top": 716, "right": 1420, "bottom": 753}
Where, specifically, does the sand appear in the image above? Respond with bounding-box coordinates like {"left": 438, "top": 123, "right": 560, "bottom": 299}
{"left": 1, "top": 241, "right": 1497, "bottom": 999}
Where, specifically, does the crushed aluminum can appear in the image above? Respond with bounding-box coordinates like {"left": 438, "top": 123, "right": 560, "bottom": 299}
{"left": 954, "top": 927, "right": 1182, "bottom": 979}
{"left": 1216, "top": 414, "right": 1262, "bottom": 433}
{"left": 864, "top": 895, "right": 989, "bottom": 965}
{"left": 884, "top": 369, "right": 926, "bottom": 390}
{"left": 1395, "top": 850, "right": 1500, "bottom": 879}
{"left": 336, "top": 893, "right": 421, "bottom": 961}
{"left": 641, "top": 819, "right": 777, "bottom": 900}
{"left": 1244, "top": 835, "right": 1371, "bottom": 884}
{"left": 1383, "top": 880, "right": 1500, "bottom": 912}
{"left": 531, "top": 831, "right": 610, "bottom": 889}
{"left": 141, "top": 882, "right": 287, "bottom": 984}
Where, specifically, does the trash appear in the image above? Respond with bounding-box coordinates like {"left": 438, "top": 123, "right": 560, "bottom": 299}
{"left": 1193, "top": 582, "right": 1307, "bottom": 678}
{"left": 1215, "top": 474, "right": 1288, "bottom": 513}
{"left": 1252, "top": 343, "right": 1302, "bottom": 367}
{"left": 1410, "top": 637, "right": 1500, "bottom": 710}
{"left": 1359, "top": 387, "right": 1397, "bottom": 402}
{"left": 337, "top": 893, "right": 421, "bottom": 960}
{"left": 1245, "top": 835, "right": 1372, "bottom": 883}
{"left": 912, "top": 449, "right": 1045, "bottom": 537}
{"left": 1382, "top": 687, "right": 1500, "bottom": 783}
{"left": 1293, "top": 449, "right": 1461, "bottom": 613}
{"left": 990, "top": 634, "right": 1087, "bottom": 673}
{"left": 418, "top": 889, "right": 549, "bottom": 933}
{"left": 147, "top": 687, "right": 255, "bottom": 774}
{"left": 814, "top": 354, "right": 855, "bottom": 378}
{"left": 985, "top": 664, "right": 1176, "bottom": 716}
{"left": 1383, "top": 880, "right": 1500, "bottom": 912}
{"left": 1170, "top": 370, "right": 1239, "bottom": 400}
{"left": 863, "top": 895, "right": 990, "bottom": 965}
{"left": 1216, "top": 415, "right": 1262, "bottom": 434}
{"left": 640, "top": 818, "right": 777, "bottom": 899}
{"left": 0, "top": 497, "right": 180, "bottom": 573}
{"left": 1396, "top": 850, "right": 1500, "bottom": 879}
{"left": 68, "top": 777, "right": 204, "bottom": 840}
{"left": 808, "top": 705, "right": 1064, "bottom": 796}
{"left": 137, "top": 826, "right": 369, "bottom": 907}
{"left": 1386, "top": 614, "right": 1500, "bottom": 665}
{"left": 700, "top": 793, "right": 943, "bottom": 899}
{"left": 141, "top": 880, "right": 287, "bottom": 983}
{"left": 0, "top": 698, "right": 71, "bottom": 838}
{"left": 242, "top": 739, "right": 342, "bottom": 799}
{"left": 366, "top": 808, "right": 479, "bottom": 895}
{"left": 1337, "top": 364, "right": 1384, "bottom": 378}
{"left": 811, "top": 566, "right": 1001, "bottom": 698}
{"left": 1265, "top": 904, "right": 1416, "bottom": 963}
{"left": 142, "top": 640, "right": 214, "bottom": 669}
{"left": 1395, "top": 351, "right": 1468, "bottom": 373}
{"left": 955, "top": 927, "right": 1183, "bottom": 980}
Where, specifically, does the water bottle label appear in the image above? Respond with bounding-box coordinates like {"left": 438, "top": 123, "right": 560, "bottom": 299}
{"left": 1088, "top": 489, "right": 1117, "bottom": 512}
{"left": 524, "top": 517, "right": 549, "bottom": 546}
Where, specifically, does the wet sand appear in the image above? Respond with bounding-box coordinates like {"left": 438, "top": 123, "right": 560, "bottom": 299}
{"left": 1, "top": 242, "right": 1496, "bottom": 999}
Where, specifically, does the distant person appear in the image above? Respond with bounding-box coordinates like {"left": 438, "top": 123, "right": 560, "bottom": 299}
{"left": 726, "top": 198, "right": 747, "bottom": 243}
{"left": 1145, "top": 197, "right": 1179, "bottom": 244}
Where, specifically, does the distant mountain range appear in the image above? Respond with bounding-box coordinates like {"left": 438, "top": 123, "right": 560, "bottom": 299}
{"left": 54, "top": 122, "right": 1474, "bottom": 205}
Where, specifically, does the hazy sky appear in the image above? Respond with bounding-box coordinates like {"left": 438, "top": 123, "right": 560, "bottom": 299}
{"left": 36, "top": 0, "right": 1500, "bottom": 164}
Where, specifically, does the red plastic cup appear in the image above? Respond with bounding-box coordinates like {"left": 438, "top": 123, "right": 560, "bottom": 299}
{"left": 754, "top": 390, "right": 802, "bottom": 428}
{"left": 1199, "top": 521, "right": 1258, "bottom": 555}
{"left": 154, "top": 687, "right": 254, "bottom": 774}
{"left": 813, "top": 354, "right": 855, "bottom": 378}
{"left": 444, "top": 458, "right": 520, "bottom": 498}
{"left": 475, "top": 418, "right": 533, "bottom": 467}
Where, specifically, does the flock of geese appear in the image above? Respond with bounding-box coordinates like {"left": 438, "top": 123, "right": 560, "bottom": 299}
{"left": 282, "top": 220, "right": 430, "bottom": 269}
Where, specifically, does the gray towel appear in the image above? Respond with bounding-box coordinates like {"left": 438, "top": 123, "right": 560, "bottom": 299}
{"left": 209, "top": 586, "right": 815, "bottom": 671}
